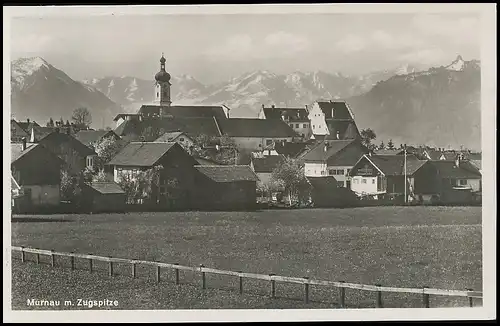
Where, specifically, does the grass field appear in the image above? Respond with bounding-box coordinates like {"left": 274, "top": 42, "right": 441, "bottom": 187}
{"left": 11, "top": 206, "right": 482, "bottom": 309}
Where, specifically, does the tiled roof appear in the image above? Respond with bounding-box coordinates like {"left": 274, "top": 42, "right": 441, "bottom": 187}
{"left": 38, "top": 132, "right": 96, "bottom": 157}
{"left": 154, "top": 131, "right": 189, "bottom": 142}
{"left": 307, "top": 176, "right": 339, "bottom": 189}
{"left": 16, "top": 120, "right": 40, "bottom": 131}
{"left": 374, "top": 149, "right": 404, "bottom": 155}
{"left": 194, "top": 156, "right": 221, "bottom": 166}
{"left": 262, "top": 106, "right": 309, "bottom": 121}
{"left": 107, "top": 142, "right": 176, "bottom": 166}
{"left": 251, "top": 155, "right": 284, "bottom": 173}
{"left": 114, "top": 116, "right": 222, "bottom": 138}
{"left": 74, "top": 130, "right": 118, "bottom": 146}
{"left": 324, "top": 120, "right": 360, "bottom": 140}
{"left": 85, "top": 182, "right": 125, "bottom": 194}
{"left": 429, "top": 160, "right": 482, "bottom": 178}
{"left": 195, "top": 165, "right": 259, "bottom": 183}
{"left": 217, "top": 118, "right": 298, "bottom": 138}
{"left": 11, "top": 143, "right": 38, "bottom": 163}
{"left": 30, "top": 126, "right": 57, "bottom": 142}
{"left": 365, "top": 154, "right": 426, "bottom": 176}
{"left": 298, "top": 140, "right": 354, "bottom": 162}
{"left": 317, "top": 101, "right": 354, "bottom": 120}
{"left": 274, "top": 141, "right": 310, "bottom": 158}
{"left": 138, "top": 105, "right": 228, "bottom": 120}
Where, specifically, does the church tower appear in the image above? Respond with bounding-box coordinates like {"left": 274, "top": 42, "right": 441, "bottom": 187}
{"left": 154, "top": 54, "right": 172, "bottom": 110}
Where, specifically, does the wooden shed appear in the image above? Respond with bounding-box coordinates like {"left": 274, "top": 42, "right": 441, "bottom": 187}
{"left": 82, "top": 182, "right": 126, "bottom": 213}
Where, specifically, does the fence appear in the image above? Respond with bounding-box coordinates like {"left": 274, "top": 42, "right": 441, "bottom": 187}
{"left": 12, "top": 246, "right": 482, "bottom": 308}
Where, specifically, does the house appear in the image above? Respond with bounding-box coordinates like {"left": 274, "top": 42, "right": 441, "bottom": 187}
{"left": 258, "top": 104, "right": 312, "bottom": 140}
{"left": 81, "top": 182, "right": 126, "bottom": 213}
{"left": 429, "top": 160, "right": 482, "bottom": 192}
{"left": 154, "top": 131, "right": 194, "bottom": 149}
{"left": 74, "top": 129, "right": 121, "bottom": 147}
{"left": 349, "top": 154, "right": 437, "bottom": 201}
{"left": 193, "top": 165, "right": 259, "bottom": 210}
{"left": 250, "top": 155, "right": 284, "bottom": 187}
{"left": 28, "top": 126, "right": 56, "bottom": 143}
{"left": 107, "top": 142, "right": 199, "bottom": 208}
{"left": 273, "top": 141, "right": 313, "bottom": 158}
{"left": 37, "top": 131, "right": 97, "bottom": 176}
{"left": 11, "top": 140, "right": 64, "bottom": 212}
{"left": 307, "top": 100, "right": 360, "bottom": 140}
{"left": 216, "top": 118, "right": 299, "bottom": 152}
{"left": 298, "top": 139, "right": 368, "bottom": 188}
{"left": 306, "top": 176, "right": 358, "bottom": 208}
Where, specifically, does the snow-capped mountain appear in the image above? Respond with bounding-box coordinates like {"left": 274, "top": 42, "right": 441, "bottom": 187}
{"left": 11, "top": 57, "right": 122, "bottom": 128}
{"left": 347, "top": 56, "right": 481, "bottom": 151}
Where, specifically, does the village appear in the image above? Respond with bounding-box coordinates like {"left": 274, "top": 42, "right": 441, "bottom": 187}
{"left": 10, "top": 54, "right": 482, "bottom": 214}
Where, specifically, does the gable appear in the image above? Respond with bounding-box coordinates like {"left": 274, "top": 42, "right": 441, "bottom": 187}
{"left": 350, "top": 156, "right": 381, "bottom": 177}
{"left": 326, "top": 141, "right": 367, "bottom": 166}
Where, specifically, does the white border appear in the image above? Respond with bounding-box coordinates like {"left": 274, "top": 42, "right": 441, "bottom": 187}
{"left": 3, "top": 4, "right": 497, "bottom": 322}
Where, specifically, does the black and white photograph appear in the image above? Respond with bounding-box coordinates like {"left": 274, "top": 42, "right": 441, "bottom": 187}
{"left": 3, "top": 4, "right": 496, "bottom": 323}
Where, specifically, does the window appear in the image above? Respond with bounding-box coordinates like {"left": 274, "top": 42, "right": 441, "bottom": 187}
{"left": 458, "top": 179, "right": 468, "bottom": 186}
{"left": 337, "top": 181, "right": 345, "bottom": 187}
{"left": 179, "top": 137, "right": 185, "bottom": 142}
{"left": 303, "top": 124, "right": 308, "bottom": 128}
{"left": 321, "top": 171, "right": 325, "bottom": 176}
{"left": 295, "top": 124, "right": 299, "bottom": 128}
{"left": 329, "top": 170, "right": 335, "bottom": 176}
{"left": 346, "top": 169, "right": 351, "bottom": 175}
{"left": 353, "top": 179, "right": 358, "bottom": 184}
{"left": 86, "top": 156, "right": 93, "bottom": 168}
{"left": 313, "top": 125, "right": 315, "bottom": 129}
{"left": 157, "top": 92, "right": 159, "bottom": 97}
{"left": 362, "top": 179, "right": 367, "bottom": 184}
{"left": 372, "top": 179, "right": 376, "bottom": 184}
{"left": 266, "top": 139, "right": 272, "bottom": 145}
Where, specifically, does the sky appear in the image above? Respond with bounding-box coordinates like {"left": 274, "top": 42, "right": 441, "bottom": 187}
{"left": 10, "top": 12, "right": 481, "bottom": 84}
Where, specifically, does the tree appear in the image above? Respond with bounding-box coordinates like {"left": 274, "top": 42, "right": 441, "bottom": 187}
{"left": 59, "top": 117, "right": 64, "bottom": 126}
{"left": 90, "top": 137, "right": 127, "bottom": 170}
{"left": 360, "top": 128, "right": 377, "bottom": 151}
{"left": 71, "top": 107, "right": 92, "bottom": 128}
{"left": 117, "top": 165, "right": 163, "bottom": 204}
{"left": 378, "top": 141, "right": 386, "bottom": 150}
{"left": 387, "top": 139, "right": 395, "bottom": 150}
{"left": 60, "top": 170, "right": 75, "bottom": 201}
{"left": 271, "top": 157, "right": 309, "bottom": 206}
{"left": 66, "top": 120, "right": 70, "bottom": 126}
{"left": 92, "top": 169, "right": 108, "bottom": 182}
{"left": 191, "top": 134, "right": 239, "bottom": 165}
{"left": 46, "top": 118, "right": 54, "bottom": 127}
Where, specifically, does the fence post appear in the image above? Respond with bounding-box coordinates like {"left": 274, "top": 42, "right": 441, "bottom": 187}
{"left": 238, "top": 271, "right": 243, "bottom": 294}
{"left": 200, "top": 264, "right": 206, "bottom": 290}
{"left": 174, "top": 263, "right": 180, "bottom": 285}
{"left": 50, "top": 250, "right": 55, "bottom": 267}
{"left": 108, "top": 258, "right": 113, "bottom": 277}
{"left": 269, "top": 273, "right": 276, "bottom": 298}
{"left": 20, "top": 247, "right": 25, "bottom": 263}
{"left": 155, "top": 264, "right": 161, "bottom": 283}
{"left": 131, "top": 262, "right": 136, "bottom": 278}
{"left": 303, "top": 277, "right": 309, "bottom": 304}
{"left": 339, "top": 281, "right": 346, "bottom": 308}
{"left": 422, "top": 286, "right": 430, "bottom": 308}
{"left": 70, "top": 252, "right": 75, "bottom": 270}
{"left": 375, "top": 284, "right": 383, "bottom": 308}
{"left": 88, "top": 255, "right": 93, "bottom": 273}
{"left": 466, "top": 288, "right": 474, "bottom": 307}
{"left": 35, "top": 252, "right": 40, "bottom": 265}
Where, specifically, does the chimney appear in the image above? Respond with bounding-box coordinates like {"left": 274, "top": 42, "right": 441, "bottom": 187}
{"left": 336, "top": 131, "right": 340, "bottom": 140}
{"left": 262, "top": 104, "right": 265, "bottom": 109}
{"left": 305, "top": 104, "right": 308, "bottom": 110}
{"left": 21, "top": 137, "right": 27, "bottom": 151}
{"left": 27, "top": 118, "right": 30, "bottom": 124}
{"left": 455, "top": 154, "right": 460, "bottom": 168}
{"left": 271, "top": 104, "right": 275, "bottom": 109}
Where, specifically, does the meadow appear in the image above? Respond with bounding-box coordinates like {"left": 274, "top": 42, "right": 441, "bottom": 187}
{"left": 11, "top": 206, "right": 482, "bottom": 309}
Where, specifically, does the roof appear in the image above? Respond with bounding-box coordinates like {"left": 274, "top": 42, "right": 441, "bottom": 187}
{"left": 429, "top": 160, "right": 482, "bottom": 179}
{"left": 217, "top": 118, "right": 298, "bottom": 138}
{"left": 324, "top": 120, "right": 360, "bottom": 140}
{"left": 107, "top": 142, "right": 177, "bottom": 166}
{"left": 113, "top": 113, "right": 140, "bottom": 121}
{"left": 194, "top": 156, "right": 221, "bottom": 166}
{"left": 251, "top": 155, "right": 284, "bottom": 173}
{"left": 364, "top": 154, "right": 427, "bottom": 176}
{"left": 138, "top": 105, "right": 228, "bottom": 120}
{"left": 85, "top": 182, "right": 125, "bottom": 194}
{"left": 16, "top": 120, "right": 40, "bottom": 131}
{"left": 274, "top": 141, "right": 310, "bottom": 158}
{"left": 262, "top": 106, "right": 309, "bottom": 121}
{"left": 307, "top": 176, "right": 339, "bottom": 189}
{"left": 423, "top": 149, "right": 444, "bottom": 160}
{"left": 154, "top": 131, "right": 190, "bottom": 142}
{"left": 317, "top": 101, "right": 354, "bottom": 120}
{"left": 38, "top": 132, "right": 96, "bottom": 157}
{"left": 114, "top": 116, "right": 222, "bottom": 138}
{"left": 30, "top": 126, "right": 57, "bottom": 142}
{"left": 374, "top": 149, "right": 404, "bottom": 155}
{"left": 74, "top": 130, "right": 119, "bottom": 146}
{"left": 298, "top": 140, "right": 355, "bottom": 162}
{"left": 195, "top": 165, "right": 259, "bottom": 183}
{"left": 11, "top": 143, "right": 38, "bottom": 163}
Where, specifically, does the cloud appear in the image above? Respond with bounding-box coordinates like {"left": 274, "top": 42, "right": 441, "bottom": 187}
{"left": 204, "top": 31, "right": 310, "bottom": 60}
{"left": 412, "top": 14, "right": 480, "bottom": 45}
{"left": 335, "top": 34, "right": 367, "bottom": 53}
{"left": 397, "top": 48, "right": 448, "bottom": 65}
{"left": 11, "top": 34, "right": 58, "bottom": 54}
{"left": 264, "top": 31, "right": 310, "bottom": 53}
{"left": 336, "top": 30, "right": 424, "bottom": 53}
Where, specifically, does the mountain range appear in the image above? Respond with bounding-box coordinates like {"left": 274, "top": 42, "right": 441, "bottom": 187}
{"left": 10, "top": 56, "right": 480, "bottom": 150}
